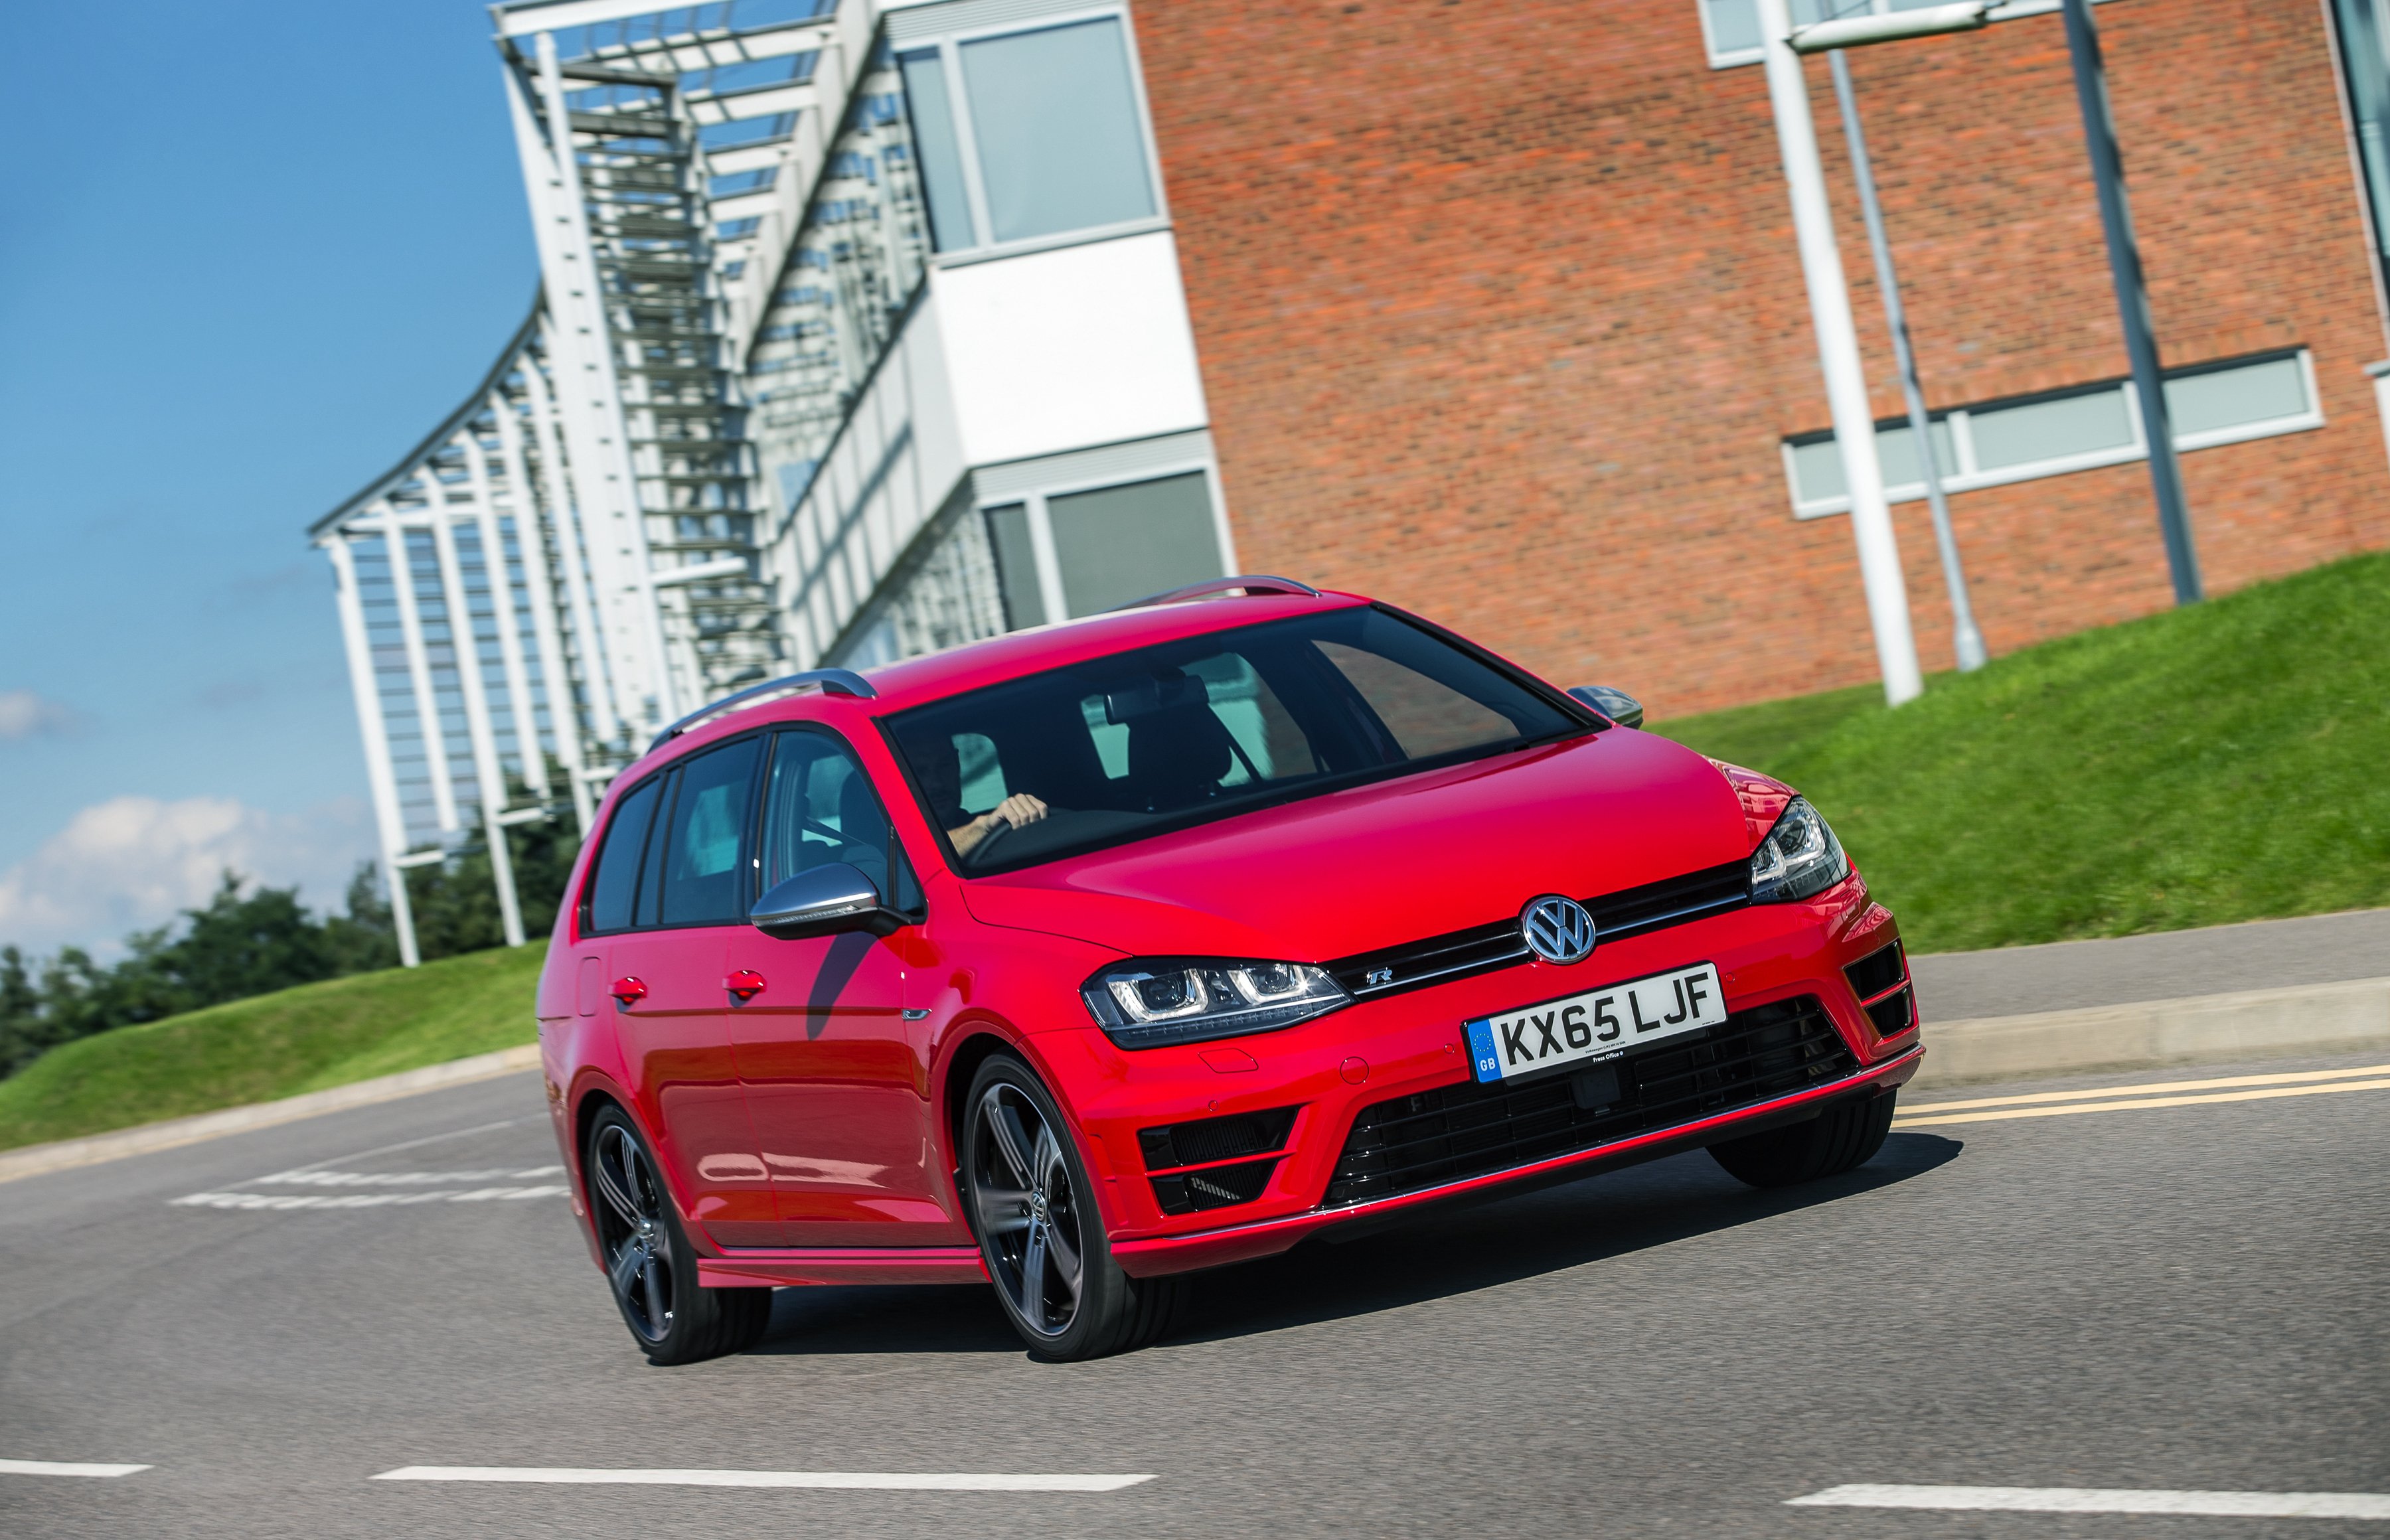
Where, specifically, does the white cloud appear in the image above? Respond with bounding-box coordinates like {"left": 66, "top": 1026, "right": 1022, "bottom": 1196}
{"left": 0, "top": 690, "right": 80, "bottom": 741}
{"left": 0, "top": 795, "right": 374, "bottom": 955}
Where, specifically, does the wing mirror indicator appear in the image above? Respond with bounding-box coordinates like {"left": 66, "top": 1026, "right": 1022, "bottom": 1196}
{"left": 1567, "top": 684, "right": 1644, "bottom": 730}
{"left": 750, "top": 862, "right": 906, "bottom": 941}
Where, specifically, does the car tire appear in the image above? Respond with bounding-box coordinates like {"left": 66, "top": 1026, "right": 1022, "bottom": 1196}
{"left": 584, "top": 1104, "right": 773, "bottom": 1365}
{"left": 1707, "top": 1089, "right": 1897, "bottom": 1189}
{"left": 962, "top": 1051, "right": 1182, "bottom": 1361}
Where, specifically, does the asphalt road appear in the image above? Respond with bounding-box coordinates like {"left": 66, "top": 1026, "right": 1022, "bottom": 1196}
{"left": 3, "top": 1048, "right": 2385, "bottom": 1539}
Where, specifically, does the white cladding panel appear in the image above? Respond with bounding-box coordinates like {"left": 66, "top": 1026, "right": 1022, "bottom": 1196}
{"left": 933, "top": 232, "right": 1208, "bottom": 469}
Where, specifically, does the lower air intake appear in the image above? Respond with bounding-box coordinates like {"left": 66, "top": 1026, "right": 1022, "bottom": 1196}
{"left": 1325, "top": 996, "right": 1857, "bottom": 1207}
{"left": 1151, "top": 1158, "right": 1280, "bottom": 1215}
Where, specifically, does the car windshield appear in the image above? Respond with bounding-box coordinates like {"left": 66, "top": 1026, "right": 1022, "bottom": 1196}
{"left": 885, "top": 605, "right": 1587, "bottom": 874}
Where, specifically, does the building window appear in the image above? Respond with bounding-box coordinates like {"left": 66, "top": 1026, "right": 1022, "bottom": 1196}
{"left": 708, "top": 167, "right": 777, "bottom": 198}
{"left": 981, "top": 469, "right": 1228, "bottom": 627}
{"left": 1782, "top": 350, "right": 2323, "bottom": 517}
{"left": 896, "top": 11, "right": 1162, "bottom": 256}
{"left": 715, "top": 217, "right": 761, "bottom": 240}
{"left": 1701, "top": 0, "right": 2098, "bottom": 68}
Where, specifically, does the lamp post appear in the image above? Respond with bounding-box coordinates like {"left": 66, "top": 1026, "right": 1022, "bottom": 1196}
{"left": 1825, "top": 46, "right": 1989, "bottom": 672}
{"left": 1754, "top": 0, "right": 1924, "bottom": 707}
{"left": 2058, "top": 0, "right": 2201, "bottom": 603}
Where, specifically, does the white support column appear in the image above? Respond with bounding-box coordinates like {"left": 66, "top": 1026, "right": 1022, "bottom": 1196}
{"left": 326, "top": 536, "right": 421, "bottom": 968}
{"left": 494, "top": 376, "right": 596, "bottom": 833}
{"left": 520, "top": 328, "right": 622, "bottom": 755}
{"left": 380, "top": 511, "right": 461, "bottom": 832}
{"left": 464, "top": 402, "right": 548, "bottom": 800}
{"left": 430, "top": 502, "right": 528, "bottom": 949}
{"left": 526, "top": 38, "right": 680, "bottom": 725}
{"left": 1756, "top": 0, "right": 1923, "bottom": 706}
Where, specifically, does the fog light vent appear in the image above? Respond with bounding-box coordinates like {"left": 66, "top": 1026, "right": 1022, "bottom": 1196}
{"left": 1864, "top": 986, "right": 1915, "bottom": 1038}
{"left": 1138, "top": 1106, "right": 1300, "bottom": 1172}
{"left": 1844, "top": 940, "right": 1905, "bottom": 1003}
{"left": 1149, "top": 1157, "right": 1281, "bottom": 1215}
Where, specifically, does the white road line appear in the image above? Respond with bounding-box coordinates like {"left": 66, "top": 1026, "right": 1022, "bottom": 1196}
{"left": 370, "top": 1466, "right": 1155, "bottom": 1492}
{"left": 1893, "top": 1078, "right": 2390, "bottom": 1128}
{"left": 0, "top": 1459, "right": 150, "bottom": 1478}
{"left": 254, "top": 1166, "right": 563, "bottom": 1187}
{"left": 1789, "top": 1485, "right": 2390, "bottom": 1519}
{"left": 173, "top": 1186, "right": 567, "bottom": 1210}
{"left": 262, "top": 1116, "right": 536, "bottom": 1181}
{"left": 1902, "top": 1063, "right": 2390, "bottom": 1116}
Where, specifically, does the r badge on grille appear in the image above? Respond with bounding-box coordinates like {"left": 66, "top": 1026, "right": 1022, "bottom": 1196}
{"left": 1520, "top": 895, "right": 1597, "bottom": 965}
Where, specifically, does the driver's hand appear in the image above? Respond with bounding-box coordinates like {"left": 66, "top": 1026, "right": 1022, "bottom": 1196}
{"left": 985, "top": 793, "right": 1048, "bottom": 831}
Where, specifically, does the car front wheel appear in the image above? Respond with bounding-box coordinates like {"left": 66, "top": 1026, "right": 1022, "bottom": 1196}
{"left": 963, "top": 1052, "right": 1181, "bottom": 1361}
{"left": 584, "top": 1105, "right": 771, "bottom": 1365}
{"left": 1708, "top": 1089, "right": 1897, "bottom": 1188}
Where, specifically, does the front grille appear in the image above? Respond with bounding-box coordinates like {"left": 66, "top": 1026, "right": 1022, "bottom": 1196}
{"left": 1326, "top": 860, "right": 1751, "bottom": 1002}
{"left": 1324, "top": 995, "right": 1856, "bottom": 1206}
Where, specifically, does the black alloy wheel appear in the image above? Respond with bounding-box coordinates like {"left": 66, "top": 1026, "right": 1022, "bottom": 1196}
{"left": 1708, "top": 1088, "right": 1898, "bottom": 1188}
{"left": 963, "top": 1053, "right": 1182, "bottom": 1360}
{"left": 584, "top": 1105, "right": 771, "bottom": 1365}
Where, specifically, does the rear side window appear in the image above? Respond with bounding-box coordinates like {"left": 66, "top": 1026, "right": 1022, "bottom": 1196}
{"left": 584, "top": 776, "right": 662, "bottom": 934}
{"left": 655, "top": 737, "right": 763, "bottom": 927}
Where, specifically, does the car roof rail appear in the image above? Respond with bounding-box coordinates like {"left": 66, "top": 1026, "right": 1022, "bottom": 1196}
{"left": 646, "top": 668, "right": 877, "bottom": 755}
{"left": 1106, "top": 574, "right": 1322, "bottom": 613}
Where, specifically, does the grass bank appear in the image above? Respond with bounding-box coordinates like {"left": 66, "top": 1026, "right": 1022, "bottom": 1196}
{"left": 0, "top": 942, "right": 545, "bottom": 1152}
{"left": 1650, "top": 551, "right": 2390, "bottom": 954}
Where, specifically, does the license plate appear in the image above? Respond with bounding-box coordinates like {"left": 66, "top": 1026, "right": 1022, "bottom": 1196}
{"left": 1463, "top": 962, "right": 1727, "bottom": 1084}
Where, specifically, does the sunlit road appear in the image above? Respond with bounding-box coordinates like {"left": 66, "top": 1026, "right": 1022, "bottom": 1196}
{"left": 3, "top": 1049, "right": 2384, "bottom": 1539}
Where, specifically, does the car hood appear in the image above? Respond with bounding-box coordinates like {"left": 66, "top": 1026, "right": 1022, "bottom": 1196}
{"left": 956, "top": 730, "right": 1755, "bottom": 962}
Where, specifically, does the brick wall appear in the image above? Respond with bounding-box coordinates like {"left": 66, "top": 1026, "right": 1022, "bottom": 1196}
{"left": 1134, "top": 0, "right": 2390, "bottom": 714}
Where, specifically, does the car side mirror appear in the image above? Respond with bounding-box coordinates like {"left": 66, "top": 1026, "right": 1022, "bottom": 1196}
{"left": 1567, "top": 685, "right": 1644, "bottom": 730}
{"left": 750, "top": 863, "right": 904, "bottom": 941}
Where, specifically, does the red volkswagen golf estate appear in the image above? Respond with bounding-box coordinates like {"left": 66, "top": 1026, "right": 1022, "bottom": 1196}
{"left": 535, "top": 579, "right": 1922, "bottom": 1362}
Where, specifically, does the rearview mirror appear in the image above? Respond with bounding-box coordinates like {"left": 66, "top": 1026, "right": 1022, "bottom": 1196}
{"left": 1567, "top": 685, "right": 1644, "bottom": 730}
{"left": 750, "top": 864, "right": 904, "bottom": 941}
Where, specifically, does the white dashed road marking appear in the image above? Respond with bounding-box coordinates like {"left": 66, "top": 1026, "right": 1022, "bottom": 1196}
{"left": 174, "top": 1186, "right": 568, "bottom": 1211}
{"left": 0, "top": 1459, "right": 150, "bottom": 1478}
{"left": 1789, "top": 1485, "right": 2390, "bottom": 1519}
{"left": 254, "top": 1166, "right": 562, "bottom": 1187}
{"left": 371, "top": 1466, "right": 1155, "bottom": 1492}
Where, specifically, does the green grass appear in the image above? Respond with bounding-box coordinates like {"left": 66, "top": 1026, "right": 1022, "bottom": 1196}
{"left": 0, "top": 942, "right": 546, "bottom": 1152}
{"left": 1649, "top": 551, "right": 2390, "bottom": 955}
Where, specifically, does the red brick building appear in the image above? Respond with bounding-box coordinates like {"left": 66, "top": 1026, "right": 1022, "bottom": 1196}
{"left": 1135, "top": 0, "right": 2390, "bottom": 712}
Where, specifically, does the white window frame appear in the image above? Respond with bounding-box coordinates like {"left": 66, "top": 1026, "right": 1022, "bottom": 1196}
{"left": 1783, "top": 350, "right": 2325, "bottom": 518}
{"left": 1703, "top": 0, "right": 2103, "bottom": 70}
{"left": 898, "top": 4, "right": 1174, "bottom": 268}
{"left": 979, "top": 459, "right": 1237, "bottom": 624}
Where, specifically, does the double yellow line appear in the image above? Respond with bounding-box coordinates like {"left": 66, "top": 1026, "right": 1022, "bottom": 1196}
{"left": 1892, "top": 1062, "right": 2390, "bottom": 1128}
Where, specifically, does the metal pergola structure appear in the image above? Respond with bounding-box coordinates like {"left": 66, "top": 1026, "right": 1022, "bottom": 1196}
{"left": 313, "top": 0, "right": 871, "bottom": 965}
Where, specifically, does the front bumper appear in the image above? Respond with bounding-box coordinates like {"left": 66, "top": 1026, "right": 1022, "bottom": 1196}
{"left": 1050, "top": 876, "right": 1921, "bottom": 1275}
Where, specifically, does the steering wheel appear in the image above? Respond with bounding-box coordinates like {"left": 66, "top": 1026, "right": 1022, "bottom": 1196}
{"left": 968, "top": 814, "right": 1017, "bottom": 863}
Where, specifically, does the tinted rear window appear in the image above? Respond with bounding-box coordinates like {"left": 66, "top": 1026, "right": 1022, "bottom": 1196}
{"left": 886, "top": 606, "right": 1581, "bottom": 874}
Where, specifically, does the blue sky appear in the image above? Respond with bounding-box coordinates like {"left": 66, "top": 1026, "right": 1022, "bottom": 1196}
{"left": 0, "top": 1, "right": 537, "bottom": 951}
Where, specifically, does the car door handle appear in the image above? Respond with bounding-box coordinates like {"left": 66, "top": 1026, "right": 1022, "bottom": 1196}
{"left": 609, "top": 976, "right": 647, "bottom": 1006}
{"left": 725, "top": 970, "right": 767, "bottom": 1002}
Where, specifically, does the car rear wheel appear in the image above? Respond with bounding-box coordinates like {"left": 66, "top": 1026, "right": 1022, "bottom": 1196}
{"left": 1708, "top": 1089, "right": 1897, "bottom": 1189}
{"left": 585, "top": 1105, "right": 771, "bottom": 1365}
{"left": 963, "top": 1053, "right": 1182, "bottom": 1361}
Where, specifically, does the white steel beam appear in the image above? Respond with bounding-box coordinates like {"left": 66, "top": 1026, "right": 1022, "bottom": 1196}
{"left": 429, "top": 502, "right": 529, "bottom": 949}
{"left": 463, "top": 407, "right": 549, "bottom": 799}
{"left": 380, "top": 512, "right": 463, "bottom": 832}
{"left": 519, "top": 328, "right": 623, "bottom": 755}
{"left": 326, "top": 536, "right": 422, "bottom": 968}
{"left": 491, "top": 378, "right": 596, "bottom": 832}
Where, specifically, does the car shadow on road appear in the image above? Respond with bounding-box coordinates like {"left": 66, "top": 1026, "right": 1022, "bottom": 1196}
{"left": 742, "top": 1133, "right": 1960, "bottom": 1357}
{"left": 1170, "top": 1132, "right": 1964, "bottom": 1347}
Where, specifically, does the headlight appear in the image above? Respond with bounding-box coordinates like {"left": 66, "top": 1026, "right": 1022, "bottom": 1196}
{"left": 1079, "top": 958, "right": 1350, "bottom": 1049}
{"left": 1749, "top": 796, "right": 1851, "bottom": 903}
